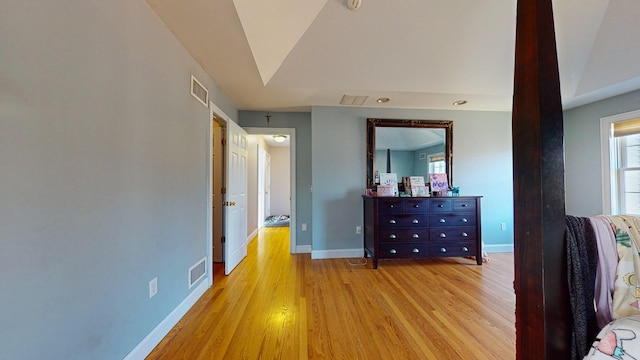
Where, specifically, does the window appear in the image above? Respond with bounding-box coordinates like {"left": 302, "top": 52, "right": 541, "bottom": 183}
{"left": 428, "top": 154, "right": 446, "bottom": 175}
{"left": 602, "top": 111, "right": 640, "bottom": 214}
{"left": 611, "top": 119, "right": 640, "bottom": 215}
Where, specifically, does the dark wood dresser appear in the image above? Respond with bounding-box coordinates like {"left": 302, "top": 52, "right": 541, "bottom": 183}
{"left": 363, "top": 195, "right": 482, "bottom": 268}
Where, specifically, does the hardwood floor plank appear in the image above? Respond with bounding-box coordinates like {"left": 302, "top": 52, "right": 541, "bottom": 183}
{"left": 146, "top": 227, "right": 515, "bottom": 359}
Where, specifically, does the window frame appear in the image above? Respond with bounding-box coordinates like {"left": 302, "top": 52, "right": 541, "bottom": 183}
{"left": 600, "top": 109, "right": 640, "bottom": 214}
{"left": 428, "top": 153, "right": 446, "bottom": 175}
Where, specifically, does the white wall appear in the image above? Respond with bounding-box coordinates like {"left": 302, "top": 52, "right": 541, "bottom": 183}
{"left": 0, "top": 1, "right": 236, "bottom": 358}
{"left": 311, "top": 106, "right": 514, "bottom": 257}
{"left": 270, "top": 147, "right": 291, "bottom": 215}
{"left": 246, "top": 136, "right": 259, "bottom": 236}
{"left": 246, "top": 136, "right": 270, "bottom": 235}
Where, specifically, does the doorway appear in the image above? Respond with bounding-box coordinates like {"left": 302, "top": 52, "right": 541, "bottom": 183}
{"left": 211, "top": 117, "right": 225, "bottom": 264}
{"left": 210, "top": 113, "right": 226, "bottom": 278}
{"left": 245, "top": 127, "right": 297, "bottom": 253}
{"left": 207, "top": 102, "right": 250, "bottom": 280}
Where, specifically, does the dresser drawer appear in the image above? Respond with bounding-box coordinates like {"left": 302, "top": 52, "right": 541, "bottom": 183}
{"left": 430, "top": 227, "right": 476, "bottom": 241}
{"left": 453, "top": 199, "right": 476, "bottom": 211}
{"left": 379, "top": 229, "right": 429, "bottom": 242}
{"left": 379, "top": 214, "right": 428, "bottom": 228}
{"left": 377, "top": 198, "right": 403, "bottom": 213}
{"left": 403, "top": 199, "right": 429, "bottom": 213}
{"left": 429, "top": 198, "right": 452, "bottom": 212}
{"left": 429, "top": 242, "right": 477, "bottom": 257}
{"left": 429, "top": 214, "right": 476, "bottom": 227}
{"left": 379, "top": 243, "right": 429, "bottom": 258}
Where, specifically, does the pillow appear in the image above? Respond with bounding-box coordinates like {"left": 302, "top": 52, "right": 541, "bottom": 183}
{"left": 585, "top": 315, "right": 640, "bottom": 359}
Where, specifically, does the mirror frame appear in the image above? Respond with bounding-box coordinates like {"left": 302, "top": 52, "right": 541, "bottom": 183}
{"left": 366, "top": 118, "right": 453, "bottom": 189}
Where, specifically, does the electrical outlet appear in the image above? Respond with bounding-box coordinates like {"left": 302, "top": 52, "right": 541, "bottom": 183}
{"left": 301, "top": 223, "right": 307, "bottom": 231}
{"left": 356, "top": 225, "right": 362, "bottom": 235}
{"left": 501, "top": 222, "right": 507, "bottom": 231}
{"left": 149, "top": 277, "right": 158, "bottom": 298}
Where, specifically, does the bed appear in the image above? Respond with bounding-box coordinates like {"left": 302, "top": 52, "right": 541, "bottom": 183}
{"left": 567, "top": 215, "right": 640, "bottom": 359}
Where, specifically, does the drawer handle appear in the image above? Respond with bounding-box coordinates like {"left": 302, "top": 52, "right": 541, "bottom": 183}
{"left": 461, "top": 204, "right": 468, "bottom": 207}
{"left": 390, "top": 204, "right": 394, "bottom": 208}
{"left": 412, "top": 248, "right": 420, "bottom": 253}
{"left": 412, "top": 219, "right": 419, "bottom": 224}
{"left": 439, "top": 233, "right": 446, "bottom": 238}
{"left": 389, "top": 219, "right": 396, "bottom": 224}
{"left": 461, "top": 232, "right": 468, "bottom": 237}
{"left": 412, "top": 233, "right": 419, "bottom": 238}
{"left": 462, "top": 246, "right": 469, "bottom": 252}
{"left": 413, "top": 204, "right": 420, "bottom": 208}
{"left": 437, "top": 204, "right": 444, "bottom": 208}
{"left": 389, "top": 234, "right": 397, "bottom": 239}
{"left": 389, "top": 248, "right": 397, "bottom": 254}
{"left": 439, "top": 247, "right": 447, "bottom": 253}
{"left": 439, "top": 218, "right": 446, "bottom": 223}
{"left": 461, "top": 218, "right": 468, "bottom": 223}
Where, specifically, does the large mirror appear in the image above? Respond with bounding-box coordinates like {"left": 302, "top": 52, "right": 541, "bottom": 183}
{"left": 366, "top": 118, "right": 453, "bottom": 190}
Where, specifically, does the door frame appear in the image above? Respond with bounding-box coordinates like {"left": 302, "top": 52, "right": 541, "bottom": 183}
{"left": 207, "top": 101, "right": 232, "bottom": 286}
{"left": 245, "top": 127, "right": 297, "bottom": 254}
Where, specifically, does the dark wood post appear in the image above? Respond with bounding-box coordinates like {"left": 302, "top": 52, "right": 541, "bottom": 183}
{"left": 512, "top": 0, "right": 569, "bottom": 358}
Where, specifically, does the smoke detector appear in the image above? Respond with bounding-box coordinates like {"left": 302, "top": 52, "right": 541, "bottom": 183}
{"left": 347, "top": 0, "right": 362, "bottom": 11}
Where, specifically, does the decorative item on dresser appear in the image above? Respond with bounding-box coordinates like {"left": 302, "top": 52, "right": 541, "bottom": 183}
{"left": 363, "top": 195, "right": 482, "bottom": 268}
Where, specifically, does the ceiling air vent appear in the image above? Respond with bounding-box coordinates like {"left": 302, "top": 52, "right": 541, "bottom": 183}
{"left": 189, "top": 257, "right": 207, "bottom": 289}
{"left": 191, "top": 75, "right": 209, "bottom": 108}
{"left": 340, "top": 94, "right": 369, "bottom": 106}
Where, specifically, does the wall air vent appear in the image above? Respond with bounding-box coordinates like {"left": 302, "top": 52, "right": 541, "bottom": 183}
{"left": 191, "top": 75, "right": 209, "bottom": 108}
{"left": 340, "top": 94, "right": 369, "bottom": 106}
{"left": 189, "top": 257, "right": 207, "bottom": 289}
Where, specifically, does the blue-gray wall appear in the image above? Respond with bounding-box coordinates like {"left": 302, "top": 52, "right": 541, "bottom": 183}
{"left": 0, "top": 1, "right": 234, "bottom": 358}
{"left": 238, "top": 111, "right": 313, "bottom": 246}
{"left": 311, "top": 106, "right": 514, "bottom": 255}
{"left": 375, "top": 149, "right": 414, "bottom": 180}
{"left": 414, "top": 143, "right": 445, "bottom": 177}
{"left": 564, "top": 89, "right": 640, "bottom": 216}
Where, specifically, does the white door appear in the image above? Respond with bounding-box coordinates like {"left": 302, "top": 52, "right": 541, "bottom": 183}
{"left": 225, "top": 120, "right": 248, "bottom": 275}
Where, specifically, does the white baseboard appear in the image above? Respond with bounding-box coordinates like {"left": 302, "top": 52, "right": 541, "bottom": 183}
{"left": 123, "top": 280, "right": 209, "bottom": 360}
{"left": 311, "top": 248, "right": 363, "bottom": 259}
{"left": 483, "top": 243, "right": 514, "bottom": 253}
{"left": 295, "top": 244, "right": 312, "bottom": 254}
{"left": 247, "top": 228, "right": 258, "bottom": 243}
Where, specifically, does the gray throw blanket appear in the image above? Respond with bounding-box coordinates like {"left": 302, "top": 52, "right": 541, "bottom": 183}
{"left": 566, "top": 215, "right": 599, "bottom": 360}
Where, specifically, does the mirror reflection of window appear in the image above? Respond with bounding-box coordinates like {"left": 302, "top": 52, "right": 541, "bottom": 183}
{"left": 429, "top": 154, "right": 446, "bottom": 175}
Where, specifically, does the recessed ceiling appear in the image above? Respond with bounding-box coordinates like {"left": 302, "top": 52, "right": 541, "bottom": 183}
{"left": 146, "top": 0, "right": 640, "bottom": 112}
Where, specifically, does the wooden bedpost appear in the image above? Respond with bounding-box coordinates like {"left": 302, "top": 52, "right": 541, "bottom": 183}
{"left": 512, "top": 0, "right": 569, "bottom": 358}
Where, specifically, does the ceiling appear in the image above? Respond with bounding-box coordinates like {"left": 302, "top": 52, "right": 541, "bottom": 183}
{"left": 258, "top": 134, "right": 290, "bottom": 148}
{"left": 146, "top": 0, "right": 640, "bottom": 112}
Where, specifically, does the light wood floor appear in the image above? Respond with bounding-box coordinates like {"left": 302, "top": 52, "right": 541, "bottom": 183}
{"left": 146, "top": 227, "right": 515, "bottom": 359}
